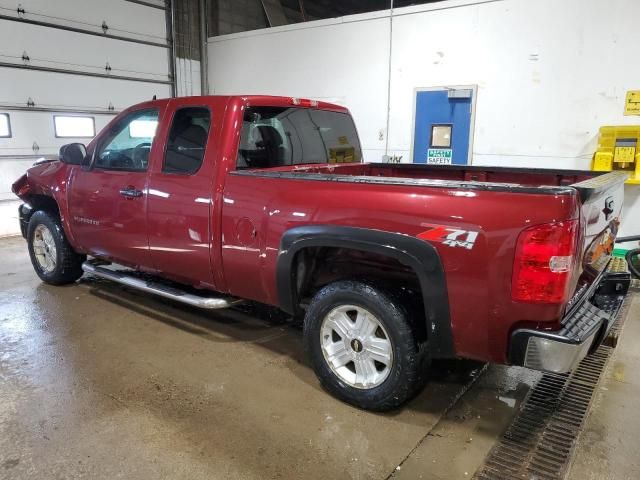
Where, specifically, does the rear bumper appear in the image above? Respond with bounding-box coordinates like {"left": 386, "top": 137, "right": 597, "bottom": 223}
{"left": 508, "top": 272, "right": 630, "bottom": 374}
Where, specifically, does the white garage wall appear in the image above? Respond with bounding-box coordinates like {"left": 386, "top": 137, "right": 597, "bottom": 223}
{"left": 387, "top": 0, "right": 640, "bottom": 169}
{"left": 208, "top": 0, "right": 640, "bottom": 237}
{"left": 0, "top": 0, "right": 172, "bottom": 236}
{"left": 208, "top": 10, "right": 392, "bottom": 161}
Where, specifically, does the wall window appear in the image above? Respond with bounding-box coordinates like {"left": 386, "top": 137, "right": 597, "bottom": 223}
{"left": 95, "top": 109, "right": 159, "bottom": 171}
{"left": 54, "top": 116, "right": 95, "bottom": 138}
{"left": 430, "top": 124, "right": 452, "bottom": 148}
{"left": 163, "top": 107, "right": 211, "bottom": 174}
{"left": 0, "top": 113, "right": 11, "bottom": 138}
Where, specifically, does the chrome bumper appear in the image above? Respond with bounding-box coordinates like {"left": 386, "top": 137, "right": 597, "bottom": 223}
{"left": 517, "top": 327, "right": 600, "bottom": 373}
{"left": 509, "top": 272, "right": 630, "bottom": 374}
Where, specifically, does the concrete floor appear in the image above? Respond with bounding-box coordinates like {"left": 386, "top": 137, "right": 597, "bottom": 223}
{"left": 568, "top": 291, "right": 640, "bottom": 480}
{"left": 0, "top": 234, "right": 638, "bottom": 479}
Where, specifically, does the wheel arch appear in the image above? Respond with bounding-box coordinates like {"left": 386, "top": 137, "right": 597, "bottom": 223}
{"left": 27, "top": 194, "right": 60, "bottom": 216}
{"left": 22, "top": 193, "right": 79, "bottom": 250}
{"left": 19, "top": 195, "right": 60, "bottom": 238}
{"left": 277, "top": 225, "right": 454, "bottom": 358}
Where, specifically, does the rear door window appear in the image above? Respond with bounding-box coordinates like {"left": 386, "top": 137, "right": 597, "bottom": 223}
{"left": 163, "top": 107, "right": 211, "bottom": 175}
{"left": 237, "top": 107, "right": 361, "bottom": 169}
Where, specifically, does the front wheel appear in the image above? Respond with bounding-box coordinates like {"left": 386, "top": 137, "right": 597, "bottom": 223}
{"left": 27, "top": 210, "right": 85, "bottom": 285}
{"left": 303, "top": 280, "right": 428, "bottom": 411}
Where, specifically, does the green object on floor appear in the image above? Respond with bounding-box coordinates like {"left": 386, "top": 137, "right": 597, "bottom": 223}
{"left": 614, "top": 247, "right": 630, "bottom": 258}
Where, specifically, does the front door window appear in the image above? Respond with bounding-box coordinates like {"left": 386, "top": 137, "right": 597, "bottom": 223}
{"left": 95, "top": 109, "right": 159, "bottom": 171}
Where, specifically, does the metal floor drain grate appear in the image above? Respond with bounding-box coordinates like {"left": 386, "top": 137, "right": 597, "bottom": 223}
{"left": 473, "top": 296, "right": 633, "bottom": 480}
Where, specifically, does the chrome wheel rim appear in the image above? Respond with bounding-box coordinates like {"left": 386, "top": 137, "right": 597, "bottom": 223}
{"left": 320, "top": 305, "right": 393, "bottom": 389}
{"left": 32, "top": 224, "right": 57, "bottom": 274}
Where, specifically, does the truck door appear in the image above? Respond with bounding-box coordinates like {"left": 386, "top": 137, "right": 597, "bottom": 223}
{"left": 411, "top": 86, "right": 476, "bottom": 165}
{"left": 67, "top": 107, "right": 161, "bottom": 268}
{"left": 145, "top": 98, "right": 219, "bottom": 288}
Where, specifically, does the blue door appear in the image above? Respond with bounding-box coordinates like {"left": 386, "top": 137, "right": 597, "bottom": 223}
{"left": 412, "top": 89, "right": 473, "bottom": 165}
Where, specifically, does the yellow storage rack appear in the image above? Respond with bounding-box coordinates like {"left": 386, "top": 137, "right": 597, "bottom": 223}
{"left": 592, "top": 125, "right": 640, "bottom": 184}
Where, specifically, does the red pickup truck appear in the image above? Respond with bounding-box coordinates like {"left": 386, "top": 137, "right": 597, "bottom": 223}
{"left": 12, "top": 95, "right": 631, "bottom": 410}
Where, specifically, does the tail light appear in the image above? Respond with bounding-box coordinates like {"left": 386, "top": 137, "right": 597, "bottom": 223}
{"left": 512, "top": 220, "right": 579, "bottom": 304}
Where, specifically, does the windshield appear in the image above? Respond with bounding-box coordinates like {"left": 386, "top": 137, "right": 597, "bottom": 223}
{"left": 237, "top": 106, "right": 361, "bottom": 169}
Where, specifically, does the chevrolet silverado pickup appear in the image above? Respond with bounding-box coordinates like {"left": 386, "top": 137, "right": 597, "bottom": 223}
{"left": 12, "top": 95, "right": 631, "bottom": 410}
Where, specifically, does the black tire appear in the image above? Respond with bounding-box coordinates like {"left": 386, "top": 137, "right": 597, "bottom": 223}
{"left": 27, "top": 210, "right": 85, "bottom": 285}
{"left": 303, "top": 280, "right": 428, "bottom": 411}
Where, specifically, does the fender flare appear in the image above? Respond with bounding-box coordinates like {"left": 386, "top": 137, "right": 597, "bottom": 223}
{"left": 277, "top": 225, "right": 454, "bottom": 358}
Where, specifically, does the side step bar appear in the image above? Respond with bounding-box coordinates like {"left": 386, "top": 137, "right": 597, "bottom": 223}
{"left": 82, "top": 262, "right": 243, "bottom": 309}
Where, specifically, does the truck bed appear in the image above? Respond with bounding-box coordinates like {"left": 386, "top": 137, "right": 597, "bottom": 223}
{"left": 233, "top": 162, "right": 612, "bottom": 196}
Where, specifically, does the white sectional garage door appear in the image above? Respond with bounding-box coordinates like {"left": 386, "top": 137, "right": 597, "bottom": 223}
{"left": 0, "top": 0, "right": 173, "bottom": 235}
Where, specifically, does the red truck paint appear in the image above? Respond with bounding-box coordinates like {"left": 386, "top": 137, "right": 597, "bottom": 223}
{"left": 12, "top": 95, "right": 627, "bottom": 368}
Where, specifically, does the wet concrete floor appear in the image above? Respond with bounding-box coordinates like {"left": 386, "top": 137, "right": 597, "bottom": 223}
{"left": 567, "top": 292, "right": 640, "bottom": 480}
{"left": 0, "top": 234, "right": 635, "bottom": 479}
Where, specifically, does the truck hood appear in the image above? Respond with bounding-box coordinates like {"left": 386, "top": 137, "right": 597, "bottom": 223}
{"left": 12, "top": 159, "right": 65, "bottom": 200}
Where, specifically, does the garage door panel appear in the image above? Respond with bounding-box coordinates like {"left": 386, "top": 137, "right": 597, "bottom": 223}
{"left": 0, "top": 20, "right": 169, "bottom": 80}
{"left": 0, "top": 111, "right": 115, "bottom": 158}
{"left": 0, "top": 158, "right": 43, "bottom": 201}
{"left": 0, "top": 0, "right": 167, "bottom": 42}
{"left": 0, "top": 112, "right": 115, "bottom": 202}
{"left": 1, "top": 69, "right": 171, "bottom": 110}
{"left": 0, "top": 0, "right": 172, "bottom": 237}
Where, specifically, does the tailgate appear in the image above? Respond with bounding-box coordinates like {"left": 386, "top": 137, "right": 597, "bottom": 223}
{"left": 567, "top": 171, "right": 628, "bottom": 309}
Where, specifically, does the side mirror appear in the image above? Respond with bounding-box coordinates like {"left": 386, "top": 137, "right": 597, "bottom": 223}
{"left": 59, "top": 143, "right": 87, "bottom": 165}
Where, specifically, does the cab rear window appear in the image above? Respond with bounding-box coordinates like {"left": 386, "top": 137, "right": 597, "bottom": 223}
{"left": 237, "top": 106, "right": 361, "bottom": 169}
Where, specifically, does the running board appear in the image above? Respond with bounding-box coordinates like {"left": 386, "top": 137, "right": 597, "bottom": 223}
{"left": 81, "top": 262, "right": 243, "bottom": 309}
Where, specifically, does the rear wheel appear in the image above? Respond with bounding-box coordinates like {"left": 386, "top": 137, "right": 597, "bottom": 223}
{"left": 27, "top": 211, "right": 85, "bottom": 285}
{"left": 303, "top": 280, "right": 428, "bottom": 411}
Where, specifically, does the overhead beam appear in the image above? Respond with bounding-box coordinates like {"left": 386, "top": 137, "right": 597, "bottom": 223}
{"left": 260, "top": 0, "right": 289, "bottom": 27}
{"left": 166, "top": 0, "right": 177, "bottom": 96}
{"left": 298, "top": 0, "right": 308, "bottom": 21}
{"left": 199, "top": 0, "right": 209, "bottom": 95}
{"left": 123, "top": 0, "right": 167, "bottom": 10}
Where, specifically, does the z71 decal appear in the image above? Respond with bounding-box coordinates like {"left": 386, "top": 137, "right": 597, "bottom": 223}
{"left": 417, "top": 224, "right": 479, "bottom": 250}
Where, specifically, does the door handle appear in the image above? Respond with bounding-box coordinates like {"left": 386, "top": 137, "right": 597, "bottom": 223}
{"left": 119, "top": 187, "right": 143, "bottom": 198}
